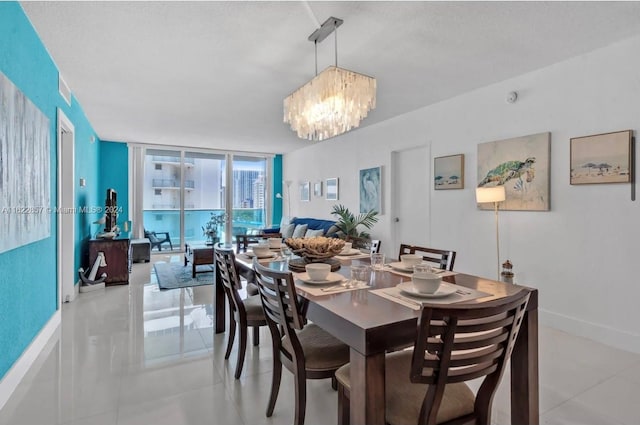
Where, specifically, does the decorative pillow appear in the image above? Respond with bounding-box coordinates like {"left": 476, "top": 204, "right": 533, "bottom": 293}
{"left": 281, "top": 223, "right": 296, "bottom": 238}
{"left": 326, "top": 225, "right": 340, "bottom": 237}
{"left": 304, "top": 228, "right": 324, "bottom": 238}
{"left": 280, "top": 216, "right": 295, "bottom": 229}
{"left": 291, "top": 224, "right": 308, "bottom": 238}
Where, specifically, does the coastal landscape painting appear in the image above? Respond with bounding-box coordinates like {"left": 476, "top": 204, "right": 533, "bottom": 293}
{"left": 570, "top": 130, "right": 632, "bottom": 185}
{"left": 434, "top": 154, "right": 464, "bottom": 190}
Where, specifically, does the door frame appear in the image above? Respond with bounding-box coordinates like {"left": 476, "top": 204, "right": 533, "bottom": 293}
{"left": 57, "top": 108, "right": 75, "bottom": 305}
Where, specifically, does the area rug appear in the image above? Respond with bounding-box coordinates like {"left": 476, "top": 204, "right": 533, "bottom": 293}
{"left": 154, "top": 261, "right": 213, "bottom": 290}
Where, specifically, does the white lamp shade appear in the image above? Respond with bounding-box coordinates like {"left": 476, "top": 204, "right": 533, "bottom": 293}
{"left": 476, "top": 186, "right": 506, "bottom": 203}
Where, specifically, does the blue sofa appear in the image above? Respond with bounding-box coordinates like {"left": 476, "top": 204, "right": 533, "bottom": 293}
{"left": 263, "top": 217, "right": 339, "bottom": 238}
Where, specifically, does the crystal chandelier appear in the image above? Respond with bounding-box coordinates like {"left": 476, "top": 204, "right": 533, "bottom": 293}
{"left": 284, "top": 17, "right": 376, "bottom": 141}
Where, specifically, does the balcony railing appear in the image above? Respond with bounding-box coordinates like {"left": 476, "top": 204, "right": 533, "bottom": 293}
{"left": 142, "top": 208, "right": 266, "bottom": 244}
{"left": 151, "top": 203, "right": 195, "bottom": 209}
{"left": 152, "top": 179, "right": 195, "bottom": 189}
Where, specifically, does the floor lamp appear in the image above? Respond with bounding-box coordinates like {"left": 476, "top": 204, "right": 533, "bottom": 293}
{"left": 476, "top": 186, "right": 506, "bottom": 280}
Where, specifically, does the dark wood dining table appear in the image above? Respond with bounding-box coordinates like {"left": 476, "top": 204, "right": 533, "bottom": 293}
{"left": 215, "top": 255, "right": 539, "bottom": 425}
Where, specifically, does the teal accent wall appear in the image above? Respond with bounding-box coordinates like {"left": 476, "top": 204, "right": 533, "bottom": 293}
{"left": 272, "top": 154, "right": 283, "bottom": 227}
{"left": 99, "top": 141, "right": 129, "bottom": 229}
{"left": 0, "top": 2, "right": 101, "bottom": 379}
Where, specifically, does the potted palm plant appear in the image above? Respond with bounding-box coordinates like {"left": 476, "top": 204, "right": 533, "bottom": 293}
{"left": 330, "top": 204, "right": 379, "bottom": 249}
{"left": 202, "top": 212, "right": 226, "bottom": 245}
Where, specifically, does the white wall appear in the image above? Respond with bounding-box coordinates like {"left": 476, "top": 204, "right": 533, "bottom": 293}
{"left": 284, "top": 35, "right": 640, "bottom": 353}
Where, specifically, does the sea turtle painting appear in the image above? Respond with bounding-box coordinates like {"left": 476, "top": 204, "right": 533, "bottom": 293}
{"left": 478, "top": 157, "right": 536, "bottom": 187}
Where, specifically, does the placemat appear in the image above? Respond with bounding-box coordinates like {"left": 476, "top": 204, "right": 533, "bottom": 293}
{"left": 371, "top": 283, "right": 491, "bottom": 310}
{"left": 293, "top": 274, "right": 369, "bottom": 296}
{"left": 384, "top": 265, "right": 458, "bottom": 279}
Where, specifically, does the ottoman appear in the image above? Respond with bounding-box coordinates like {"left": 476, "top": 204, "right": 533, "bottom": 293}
{"left": 131, "top": 238, "right": 151, "bottom": 263}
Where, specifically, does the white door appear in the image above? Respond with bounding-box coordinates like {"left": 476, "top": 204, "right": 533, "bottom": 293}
{"left": 391, "top": 146, "right": 430, "bottom": 256}
{"left": 57, "top": 109, "right": 75, "bottom": 304}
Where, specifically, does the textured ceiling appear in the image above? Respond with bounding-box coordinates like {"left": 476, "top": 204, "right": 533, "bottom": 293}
{"left": 21, "top": 1, "right": 640, "bottom": 154}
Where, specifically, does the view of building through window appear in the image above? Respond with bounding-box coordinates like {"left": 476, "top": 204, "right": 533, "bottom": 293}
{"left": 142, "top": 149, "right": 267, "bottom": 248}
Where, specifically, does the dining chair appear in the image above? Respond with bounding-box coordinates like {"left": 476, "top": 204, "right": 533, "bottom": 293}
{"left": 398, "top": 244, "right": 456, "bottom": 271}
{"left": 214, "top": 246, "right": 267, "bottom": 379}
{"left": 335, "top": 290, "right": 531, "bottom": 425}
{"left": 370, "top": 239, "right": 381, "bottom": 254}
{"left": 253, "top": 259, "right": 350, "bottom": 425}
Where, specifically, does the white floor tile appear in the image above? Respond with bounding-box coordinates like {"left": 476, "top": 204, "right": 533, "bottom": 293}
{"left": 572, "top": 376, "right": 640, "bottom": 425}
{"left": 542, "top": 399, "right": 624, "bottom": 425}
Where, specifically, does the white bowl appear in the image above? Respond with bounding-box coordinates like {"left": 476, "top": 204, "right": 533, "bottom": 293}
{"left": 340, "top": 242, "right": 353, "bottom": 254}
{"left": 305, "top": 263, "right": 331, "bottom": 281}
{"left": 412, "top": 272, "right": 442, "bottom": 294}
{"left": 400, "top": 254, "right": 422, "bottom": 268}
{"left": 252, "top": 245, "right": 271, "bottom": 257}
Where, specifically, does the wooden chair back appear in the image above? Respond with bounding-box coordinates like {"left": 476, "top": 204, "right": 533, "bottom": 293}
{"left": 398, "top": 244, "right": 456, "bottom": 271}
{"left": 253, "top": 260, "right": 306, "bottom": 363}
{"left": 370, "top": 239, "right": 381, "bottom": 254}
{"left": 214, "top": 247, "right": 246, "bottom": 320}
{"left": 409, "top": 290, "right": 530, "bottom": 425}
{"left": 236, "top": 234, "right": 260, "bottom": 252}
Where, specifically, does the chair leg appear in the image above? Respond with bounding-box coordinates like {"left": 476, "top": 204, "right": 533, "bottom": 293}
{"left": 337, "top": 384, "right": 350, "bottom": 425}
{"left": 224, "top": 318, "right": 236, "bottom": 360}
{"left": 293, "top": 367, "right": 307, "bottom": 425}
{"left": 234, "top": 323, "right": 247, "bottom": 379}
{"left": 266, "top": 355, "right": 282, "bottom": 417}
{"left": 253, "top": 326, "right": 260, "bottom": 346}
{"left": 331, "top": 375, "right": 338, "bottom": 390}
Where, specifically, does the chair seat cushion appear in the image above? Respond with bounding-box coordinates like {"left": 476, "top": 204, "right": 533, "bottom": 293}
{"left": 242, "top": 295, "right": 265, "bottom": 321}
{"left": 245, "top": 282, "right": 259, "bottom": 296}
{"left": 283, "top": 324, "right": 349, "bottom": 371}
{"left": 335, "top": 350, "right": 475, "bottom": 425}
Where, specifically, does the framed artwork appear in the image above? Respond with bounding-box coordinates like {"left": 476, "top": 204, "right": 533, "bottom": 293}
{"left": 326, "top": 178, "right": 339, "bottom": 201}
{"left": 570, "top": 130, "right": 632, "bottom": 185}
{"left": 360, "top": 166, "right": 382, "bottom": 213}
{"left": 314, "top": 181, "right": 323, "bottom": 197}
{"left": 0, "top": 72, "right": 51, "bottom": 254}
{"left": 434, "top": 154, "right": 464, "bottom": 190}
{"left": 300, "top": 181, "right": 310, "bottom": 202}
{"left": 477, "top": 132, "right": 550, "bottom": 211}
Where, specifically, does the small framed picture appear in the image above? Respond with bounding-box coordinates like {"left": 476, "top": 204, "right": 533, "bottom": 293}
{"left": 570, "top": 130, "right": 632, "bottom": 185}
{"left": 300, "top": 182, "right": 310, "bottom": 201}
{"left": 326, "top": 178, "right": 339, "bottom": 201}
{"left": 314, "top": 181, "right": 323, "bottom": 197}
{"left": 434, "top": 154, "right": 464, "bottom": 190}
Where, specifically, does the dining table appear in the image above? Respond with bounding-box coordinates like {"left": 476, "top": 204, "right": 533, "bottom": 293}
{"left": 214, "top": 253, "right": 539, "bottom": 425}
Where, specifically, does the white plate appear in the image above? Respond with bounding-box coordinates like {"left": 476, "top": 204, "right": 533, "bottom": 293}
{"left": 339, "top": 249, "right": 362, "bottom": 256}
{"left": 296, "top": 272, "right": 344, "bottom": 285}
{"left": 388, "top": 261, "right": 419, "bottom": 272}
{"left": 245, "top": 252, "right": 277, "bottom": 259}
{"left": 397, "top": 282, "right": 457, "bottom": 298}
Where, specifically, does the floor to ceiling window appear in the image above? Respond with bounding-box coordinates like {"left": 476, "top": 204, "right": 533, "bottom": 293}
{"left": 140, "top": 147, "right": 270, "bottom": 250}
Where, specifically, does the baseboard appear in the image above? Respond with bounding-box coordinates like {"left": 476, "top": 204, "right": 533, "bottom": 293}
{"left": 0, "top": 310, "right": 61, "bottom": 410}
{"left": 540, "top": 308, "right": 640, "bottom": 354}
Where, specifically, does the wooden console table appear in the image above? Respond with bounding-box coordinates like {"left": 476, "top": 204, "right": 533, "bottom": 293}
{"left": 88, "top": 236, "right": 130, "bottom": 285}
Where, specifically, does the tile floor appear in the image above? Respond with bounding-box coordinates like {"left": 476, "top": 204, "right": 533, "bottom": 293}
{"left": 1, "top": 254, "right": 639, "bottom": 425}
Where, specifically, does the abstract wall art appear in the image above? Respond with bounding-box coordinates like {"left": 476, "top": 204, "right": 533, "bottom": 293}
{"left": 0, "top": 72, "right": 51, "bottom": 253}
